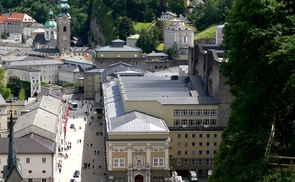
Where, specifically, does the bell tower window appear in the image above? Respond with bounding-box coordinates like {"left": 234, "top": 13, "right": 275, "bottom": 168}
{"left": 63, "top": 26, "right": 66, "bottom": 32}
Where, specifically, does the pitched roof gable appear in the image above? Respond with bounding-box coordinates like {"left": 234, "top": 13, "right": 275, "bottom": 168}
{"left": 5, "top": 13, "right": 36, "bottom": 23}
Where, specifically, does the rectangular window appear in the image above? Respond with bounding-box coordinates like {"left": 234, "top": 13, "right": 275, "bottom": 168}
{"left": 196, "top": 109, "right": 202, "bottom": 115}
{"left": 174, "top": 110, "right": 180, "bottom": 116}
{"left": 177, "top": 151, "right": 181, "bottom": 155}
{"left": 153, "top": 158, "right": 164, "bottom": 166}
{"left": 206, "top": 142, "right": 210, "bottom": 146}
{"left": 192, "top": 134, "right": 196, "bottom": 138}
{"left": 174, "top": 120, "right": 180, "bottom": 126}
{"left": 203, "top": 109, "right": 210, "bottom": 115}
{"left": 178, "top": 134, "right": 181, "bottom": 139}
{"left": 185, "top": 151, "right": 188, "bottom": 155}
{"left": 177, "top": 142, "right": 181, "bottom": 147}
{"left": 28, "top": 179, "right": 33, "bottom": 182}
{"left": 210, "top": 119, "right": 217, "bottom": 125}
{"left": 214, "top": 142, "right": 217, "bottom": 147}
{"left": 177, "top": 159, "right": 181, "bottom": 166}
{"left": 181, "top": 119, "right": 187, "bottom": 125}
{"left": 13, "top": 110, "right": 17, "bottom": 115}
{"left": 206, "top": 150, "right": 210, "bottom": 155}
{"left": 184, "top": 159, "right": 188, "bottom": 166}
{"left": 206, "top": 159, "right": 210, "bottom": 165}
{"left": 207, "top": 134, "right": 210, "bottom": 138}
{"left": 199, "top": 159, "right": 203, "bottom": 165}
{"left": 185, "top": 142, "right": 188, "bottom": 147}
{"left": 211, "top": 109, "right": 217, "bottom": 115}
{"left": 191, "top": 159, "right": 195, "bottom": 166}
{"left": 192, "top": 150, "right": 196, "bottom": 155}
{"left": 199, "top": 142, "right": 202, "bottom": 147}
{"left": 185, "top": 134, "right": 188, "bottom": 138}
{"left": 214, "top": 134, "right": 218, "bottom": 138}
{"left": 203, "top": 119, "right": 209, "bottom": 125}
{"left": 153, "top": 176, "right": 164, "bottom": 182}
{"left": 114, "top": 158, "right": 125, "bottom": 167}
{"left": 192, "top": 142, "right": 196, "bottom": 147}
{"left": 42, "top": 158, "right": 46, "bottom": 163}
{"left": 199, "top": 150, "right": 202, "bottom": 155}
{"left": 189, "top": 119, "right": 195, "bottom": 126}
{"left": 181, "top": 109, "right": 188, "bottom": 116}
{"left": 196, "top": 119, "right": 202, "bottom": 125}
{"left": 26, "top": 158, "right": 30, "bottom": 163}
{"left": 199, "top": 134, "right": 203, "bottom": 138}
{"left": 189, "top": 110, "right": 195, "bottom": 116}
{"left": 42, "top": 179, "right": 46, "bottom": 182}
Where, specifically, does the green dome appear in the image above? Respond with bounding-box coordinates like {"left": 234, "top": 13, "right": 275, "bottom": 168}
{"left": 57, "top": 0, "right": 70, "bottom": 17}
{"left": 44, "top": 20, "right": 57, "bottom": 29}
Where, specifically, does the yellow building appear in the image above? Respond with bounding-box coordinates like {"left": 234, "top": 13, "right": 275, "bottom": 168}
{"left": 104, "top": 74, "right": 223, "bottom": 179}
{"left": 106, "top": 111, "right": 170, "bottom": 182}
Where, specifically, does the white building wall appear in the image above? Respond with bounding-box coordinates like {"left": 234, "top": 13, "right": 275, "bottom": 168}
{"left": 45, "top": 29, "right": 57, "bottom": 41}
{"left": 0, "top": 24, "right": 5, "bottom": 33}
{"left": 0, "top": 106, "right": 8, "bottom": 137}
{"left": 0, "top": 153, "right": 54, "bottom": 180}
{"left": 164, "top": 30, "right": 175, "bottom": 50}
{"left": 27, "top": 64, "right": 62, "bottom": 84}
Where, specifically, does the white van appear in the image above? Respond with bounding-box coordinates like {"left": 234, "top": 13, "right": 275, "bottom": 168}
{"left": 189, "top": 171, "right": 198, "bottom": 182}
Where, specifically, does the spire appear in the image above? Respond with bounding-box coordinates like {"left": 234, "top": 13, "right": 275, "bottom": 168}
{"left": 57, "top": 0, "right": 71, "bottom": 18}
{"left": 7, "top": 109, "right": 17, "bottom": 171}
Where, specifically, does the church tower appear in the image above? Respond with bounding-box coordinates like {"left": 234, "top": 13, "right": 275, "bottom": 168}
{"left": 57, "top": 0, "right": 71, "bottom": 53}
{"left": 44, "top": 9, "right": 57, "bottom": 41}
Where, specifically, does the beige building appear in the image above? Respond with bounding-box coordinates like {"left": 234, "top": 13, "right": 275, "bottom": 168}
{"left": 82, "top": 68, "right": 104, "bottom": 101}
{"left": 106, "top": 111, "right": 170, "bottom": 182}
{"left": 0, "top": 94, "right": 8, "bottom": 138}
{"left": 4, "top": 13, "right": 36, "bottom": 34}
{"left": 103, "top": 75, "right": 223, "bottom": 178}
{"left": 93, "top": 39, "right": 146, "bottom": 69}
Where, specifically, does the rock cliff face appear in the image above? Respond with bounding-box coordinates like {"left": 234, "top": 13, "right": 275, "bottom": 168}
{"left": 88, "top": 18, "right": 106, "bottom": 48}
{"left": 89, "top": 0, "right": 117, "bottom": 47}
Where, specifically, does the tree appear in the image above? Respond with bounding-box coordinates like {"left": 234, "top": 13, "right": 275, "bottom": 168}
{"left": 166, "top": 42, "right": 179, "bottom": 59}
{"left": 62, "top": 82, "right": 77, "bottom": 88}
{"left": 211, "top": 0, "right": 295, "bottom": 181}
{"left": 136, "top": 28, "right": 158, "bottom": 53}
{"left": 117, "top": 16, "right": 136, "bottom": 41}
{"left": 168, "top": 0, "right": 186, "bottom": 16}
{"left": 18, "top": 88, "right": 26, "bottom": 100}
{"left": 1, "top": 32, "right": 9, "bottom": 39}
{"left": 7, "top": 76, "right": 30, "bottom": 99}
{"left": 0, "top": 84, "right": 11, "bottom": 100}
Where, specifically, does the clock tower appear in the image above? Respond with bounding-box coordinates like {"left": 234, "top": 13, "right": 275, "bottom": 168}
{"left": 57, "top": 0, "right": 71, "bottom": 53}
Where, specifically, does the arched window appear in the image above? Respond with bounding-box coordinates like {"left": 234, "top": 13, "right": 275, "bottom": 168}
{"left": 63, "top": 26, "right": 66, "bottom": 32}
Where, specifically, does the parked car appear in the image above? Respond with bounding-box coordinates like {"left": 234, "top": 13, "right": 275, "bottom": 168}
{"left": 73, "top": 170, "right": 80, "bottom": 177}
{"left": 70, "top": 124, "right": 75, "bottom": 129}
{"left": 70, "top": 179, "right": 77, "bottom": 182}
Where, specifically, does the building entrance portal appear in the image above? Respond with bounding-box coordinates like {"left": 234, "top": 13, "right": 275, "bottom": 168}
{"left": 135, "top": 175, "right": 143, "bottom": 182}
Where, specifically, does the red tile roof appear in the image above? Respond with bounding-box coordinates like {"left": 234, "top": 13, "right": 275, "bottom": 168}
{"left": 0, "top": 16, "right": 8, "bottom": 24}
{"left": 5, "top": 13, "right": 36, "bottom": 23}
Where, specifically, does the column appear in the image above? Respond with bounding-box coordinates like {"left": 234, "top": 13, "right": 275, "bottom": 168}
{"left": 128, "top": 143, "right": 132, "bottom": 167}
{"left": 146, "top": 143, "right": 151, "bottom": 166}
{"left": 164, "top": 145, "right": 169, "bottom": 169}
{"left": 108, "top": 144, "right": 113, "bottom": 170}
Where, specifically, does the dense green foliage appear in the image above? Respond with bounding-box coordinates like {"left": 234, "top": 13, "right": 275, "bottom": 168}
{"left": 117, "top": 16, "right": 136, "bottom": 41}
{"left": 166, "top": 42, "right": 179, "bottom": 59}
{"left": 211, "top": 0, "right": 295, "bottom": 181}
{"left": 1, "top": 32, "right": 9, "bottom": 39}
{"left": 135, "top": 29, "right": 157, "bottom": 53}
{"left": 0, "top": 68, "right": 11, "bottom": 100}
{"left": 189, "top": 0, "right": 234, "bottom": 31}
{"left": 7, "top": 76, "right": 30, "bottom": 99}
{"left": 41, "top": 81, "right": 49, "bottom": 87}
{"left": 18, "top": 88, "right": 26, "bottom": 100}
{"left": 62, "top": 82, "right": 77, "bottom": 88}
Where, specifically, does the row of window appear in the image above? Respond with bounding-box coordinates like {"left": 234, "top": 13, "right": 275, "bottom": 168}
{"left": 28, "top": 179, "right": 47, "bottom": 182}
{"left": 24, "top": 157, "right": 46, "bottom": 163}
{"left": 176, "top": 141, "right": 218, "bottom": 147}
{"left": 174, "top": 109, "right": 217, "bottom": 116}
{"left": 113, "top": 147, "right": 165, "bottom": 152}
{"left": 174, "top": 119, "right": 217, "bottom": 126}
{"left": 177, "top": 133, "right": 218, "bottom": 139}
{"left": 175, "top": 149, "right": 216, "bottom": 155}
{"left": 114, "top": 158, "right": 164, "bottom": 167}
{"left": 177, "top": 159, "right": 211, "bottom": 166}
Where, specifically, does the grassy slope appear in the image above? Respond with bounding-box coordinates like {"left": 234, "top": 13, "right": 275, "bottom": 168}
{"left": 194, "top": 24, "right": 220, "bottom": 40}
{"left": 133, "top": 22, "right": 153, "bottom": 32}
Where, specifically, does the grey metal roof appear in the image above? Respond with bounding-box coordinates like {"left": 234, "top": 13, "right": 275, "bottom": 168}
{"left": 85, "top": 68, "right": 105, "bottom": 74}
{"left": 21, "top": 95, "right": 61, "bottom": 116}
{"left": 109, "top": 111, "right": 169, "bottom": 132}
{"left": 147, "top": 52, "right": 168, "bottom": 57}
{"left": 95, "top": 45, "right": 142, "bottom": 52}
{"left": 8, "top": 59, "right": 63, "bottom": 66}
{"left": 4, "top": 65, "right": 41, "bottom": 72}
{"left": 38, "top": 89, "right": 63, "bottom": 100}
{"left": 0, "top": 137, "right": 55, "bottom": 154}
{"left": 59, "top": 64, "right": 83, "bottom": 72}
{"left": 119, "top": 76, "right": 218, "bottom": 105}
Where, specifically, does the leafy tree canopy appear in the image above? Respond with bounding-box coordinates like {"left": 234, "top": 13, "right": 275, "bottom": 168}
{"left": 18, "top": 88, "right": 26, "bottom": 100}
{"left": 117, "top": 16, "right": 136, "bottom": 41}
{"left": 1, "top": 32, "right": 9, "bottom": 39}
{"left": 7, "top": 76, "right": 30, "bottom": 99}
{"left": 168, "top": 0, "right": 187, "bottom": 16}
{"left": 166, "top": 42, "right": 179, "bottom": 59}
{"left": 136, "top": 28, "right": 158, "bottom": 53}
{"left": 62, "top": 82, "right": 77, "bottom": 88}
{"left": 211, "top": 0, "right": 295, "bottom": 181}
